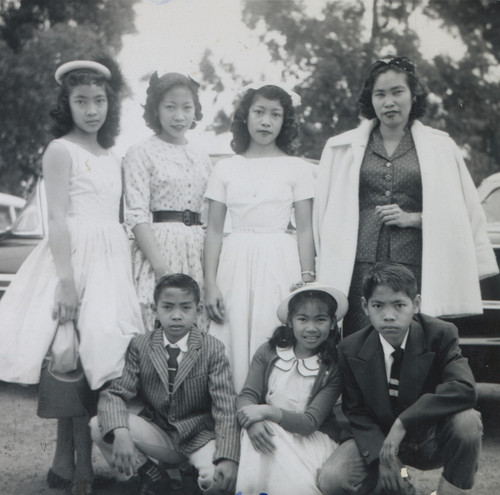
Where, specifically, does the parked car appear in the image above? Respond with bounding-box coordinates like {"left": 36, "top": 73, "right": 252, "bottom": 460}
{"left": 453, "top": 172, "right": 500, "bottom": 386}
{"left": 0, "top": 181, "right": 46, "bottom": 296}
{"left": 1, "top": 172, "right": 500, "bottom": 386}
{"left": 0, "top": 192, "right": 26, "bottom": 233}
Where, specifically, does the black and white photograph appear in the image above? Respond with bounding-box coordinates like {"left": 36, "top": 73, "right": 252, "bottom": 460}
{"left": 0, "top": 1, "right": 499, "bottom": 494}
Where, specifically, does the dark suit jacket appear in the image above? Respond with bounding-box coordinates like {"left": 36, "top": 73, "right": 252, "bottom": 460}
{"left": 96, "top": 328, "right": 240, "bottom": 463}
{"left": 338, "top": 313, "right": 477, "bottom": 465}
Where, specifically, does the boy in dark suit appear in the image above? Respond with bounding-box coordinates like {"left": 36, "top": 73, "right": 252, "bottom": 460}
{"left": 319, "top": 262, "right": 482, "bottom": 495}
{"left": 90, "top": 274, "right": 239, "bottom": 495}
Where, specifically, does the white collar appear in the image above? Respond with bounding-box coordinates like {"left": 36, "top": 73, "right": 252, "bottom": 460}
{"left": 163, "top": 331, "right": 190, "bottom": 353}
{"left": 379, "top": 329, "right": 409, "bottom": 357}
{"left": 275, "top": 347, "right": 320, "bottom": 377}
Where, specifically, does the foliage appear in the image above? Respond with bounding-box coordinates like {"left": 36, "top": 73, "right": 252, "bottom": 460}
{"left": 240, "top": 0, "right": 500, "bottom": 184}
{"left": 0, "top": 0, "right": 138, "bottom": 195}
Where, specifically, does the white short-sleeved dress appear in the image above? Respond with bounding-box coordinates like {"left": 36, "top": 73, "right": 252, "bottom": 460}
{"left": 123, "top": 136, "right": 212, "bottom": 331}
{"left": 236, "top": 347, "right": 338, "bottom": 495}
{"left": 205, "top": 155, "right": 314, "bottom": 391}
{"left": 0, "top": 138, "right": 144, "bottom": 390}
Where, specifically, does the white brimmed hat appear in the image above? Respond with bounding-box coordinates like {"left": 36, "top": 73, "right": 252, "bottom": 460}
{"left": 55, "top": 60, "right": 112, "bottom": 85}
{"left": 277, "top": 282, "right": 349, "bottom": 324}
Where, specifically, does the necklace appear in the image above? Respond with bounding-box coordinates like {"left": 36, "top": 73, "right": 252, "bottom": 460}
{"left": 243, "top": 147, "right": 281, "bottom": 198}
{"left": 243, "top": 144, "right": 279, "bottom": 160}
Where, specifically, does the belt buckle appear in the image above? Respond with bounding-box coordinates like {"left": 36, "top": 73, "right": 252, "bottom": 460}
{"left": 182, "top": 209, "right": 194, "bottom": 226}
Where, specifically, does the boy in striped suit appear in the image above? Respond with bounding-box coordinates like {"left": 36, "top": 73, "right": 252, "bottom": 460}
{"left": 91, "top": 274, "right": 239, "bottom": 494}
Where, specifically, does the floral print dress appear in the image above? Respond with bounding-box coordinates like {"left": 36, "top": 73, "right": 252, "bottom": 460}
{"left": 123, "top": 135, "right": 212, "bottom": 331}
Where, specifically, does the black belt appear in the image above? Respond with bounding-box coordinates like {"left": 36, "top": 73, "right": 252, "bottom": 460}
{"left": 152, "top": 210, "right": 202, "bottom": 226}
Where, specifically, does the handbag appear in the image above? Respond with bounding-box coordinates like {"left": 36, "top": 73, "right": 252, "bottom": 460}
{"left": 37, "top": 321, "right": 92, "bottom": 418}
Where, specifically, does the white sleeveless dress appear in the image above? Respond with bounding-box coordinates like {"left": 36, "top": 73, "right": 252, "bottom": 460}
{"left": 0, "top": 138, "right": 144, "bottom": 390}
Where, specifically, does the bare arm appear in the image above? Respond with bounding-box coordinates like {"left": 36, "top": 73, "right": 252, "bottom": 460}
{"left": 203, "top": 199, "right": 227, "bottom": 323}
{"left": 123, "top": 146, "right": 167, "bottom": 280}
{"left": 42, "top": 142, "right": 78, "bottom": 323}
{"left": 294, "top": 198, "right": 316, "bottom": 283}
{"left": 132, "top": 223, "right": 168, "bottom": 281}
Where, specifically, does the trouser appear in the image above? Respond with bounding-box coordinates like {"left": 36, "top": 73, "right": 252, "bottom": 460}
{"left": 90, "top": 414, "right": 217, "bottom": 492}
{"left": 318, "top": 409, "right": 482, "bottom": 495}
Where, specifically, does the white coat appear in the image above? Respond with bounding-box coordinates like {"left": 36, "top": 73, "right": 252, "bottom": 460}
{"left": 313, "top": 119, "right": 498, "bottom": 318}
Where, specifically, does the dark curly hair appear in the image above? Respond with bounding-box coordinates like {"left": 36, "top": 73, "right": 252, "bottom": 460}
{"left": 230, "top": 85, "right": 299, "bottom": 155}
{"left": 49, "top": 55, "right": 124, "bottom": 149}
{"left": 269, "top": 290, "right": 340, "bottom": 366}
{"left": 358, "top": 56, "right": 428, "bottom": 121}
{"left": 142, "top": 72, "right": 203, "bottom": 134}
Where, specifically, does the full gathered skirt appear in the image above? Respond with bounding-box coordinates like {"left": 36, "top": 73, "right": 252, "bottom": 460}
{"left": 209, "top": 231, "right": 301, "bottom": 391}
{"left": 236, "top": 423, "right": 337, "bottom": 495}
{"left": 0, "top": 217, "right": 143, "bottom": 390}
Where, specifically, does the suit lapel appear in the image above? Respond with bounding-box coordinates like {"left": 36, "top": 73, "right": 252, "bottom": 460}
{"left": 349, "top": 329, "right": 394, "bottom": 423}
{"left": 399, "top": 319, "right": 435, "bottom": 409}
{"left": 172, "top": 329, "right": 202, "bottom": 394}
{"left": 149, "top": 330, "right": 171, "bottom": 394}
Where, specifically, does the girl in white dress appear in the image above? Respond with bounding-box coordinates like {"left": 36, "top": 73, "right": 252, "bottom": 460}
{"left": 0, "top": 58, "right": 143, "bottom": 494}
{"left": 204, "top": 83, "right": 316, "bottom": 391}
{"left": 123, "top": 72, "right": 212, "bottom": 332}
{"left": 236, "top": 283, "right": 348, "bottom": 495}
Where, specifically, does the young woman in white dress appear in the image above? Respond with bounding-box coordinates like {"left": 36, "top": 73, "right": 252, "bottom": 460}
{"left": 204, "top": 83, "right": 316, "bottom": 391}
{"left": 123, "top": 72, "right": 212, "bottom": 332}
{"left": 235, "top": 283, "right": 348, "bottom": 494}
{"left": 0, "top": 58, "right": 143, "bottom": 494}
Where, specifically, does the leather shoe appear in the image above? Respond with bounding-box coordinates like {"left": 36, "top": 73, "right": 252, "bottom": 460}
{"left": 47, "top": 468, "right": 72, "bottom": 490}
{"left": 138, "top": 477, "right": 167, "bottom": 495}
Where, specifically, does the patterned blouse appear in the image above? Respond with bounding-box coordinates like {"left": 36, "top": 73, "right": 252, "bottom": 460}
{"left": 356, "top": 126, "right": 423, "bottom": 267}
{"left": 123, "top": 135, "right": 212, "bottom": 230}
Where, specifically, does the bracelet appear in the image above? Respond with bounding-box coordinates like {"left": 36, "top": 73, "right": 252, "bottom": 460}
{"left": 301, "top": 270, "right": 316, "bottom": 278}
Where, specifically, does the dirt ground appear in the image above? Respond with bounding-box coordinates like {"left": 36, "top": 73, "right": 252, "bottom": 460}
{"left": 1, "top": 381, "right": 499, "bottom": 495}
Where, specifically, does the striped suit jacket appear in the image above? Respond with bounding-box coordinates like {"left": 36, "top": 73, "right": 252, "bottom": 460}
{"left": 96, "top": 328, "right": 240, "bottom": 463}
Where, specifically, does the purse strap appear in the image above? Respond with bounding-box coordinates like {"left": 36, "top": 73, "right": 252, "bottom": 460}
{"left": 47, "top": 320, "right": 80, "bottom": 354}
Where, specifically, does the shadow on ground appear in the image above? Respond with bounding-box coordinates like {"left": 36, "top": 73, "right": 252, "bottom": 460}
{"left": 1, "top": 381, "right": 499, "bottom": 495}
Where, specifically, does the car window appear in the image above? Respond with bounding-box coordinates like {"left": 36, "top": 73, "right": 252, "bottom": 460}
{"left": 12, "top": 203, "right": 41, "bottom": 234}
{"left": 0, "top": 205, "right": 11, "bottom": 231}
{"left": 482, "top": 187, "right": 500, "bottom": 223}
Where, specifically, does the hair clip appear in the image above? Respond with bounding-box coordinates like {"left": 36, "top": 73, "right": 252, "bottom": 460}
{"left": 154, "top": 70, "right": 200, "bottom": 87}
{"left": 375, "top": 56, "right": 416, "bottom": 73}
{"left": 238, "top": 81, "right": 301, "bottom": 107}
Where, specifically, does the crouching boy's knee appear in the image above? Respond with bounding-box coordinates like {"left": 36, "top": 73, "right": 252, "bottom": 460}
{"left": 446, "top": 409, "right": 483, "bottom": 444}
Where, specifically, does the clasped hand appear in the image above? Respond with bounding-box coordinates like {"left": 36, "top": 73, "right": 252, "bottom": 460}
{"left": 237, "top": 404, "right": 269, "bottom": 429}
{"left": 375, "top": 204, "right": 421, "bottom": 229}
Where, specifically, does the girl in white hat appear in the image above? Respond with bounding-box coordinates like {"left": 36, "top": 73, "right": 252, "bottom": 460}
{"left": 235, "top": 283, "right": 348, "bottom": 495}
{"left": 0, "top": 56, "right": 144, "bottom": 494}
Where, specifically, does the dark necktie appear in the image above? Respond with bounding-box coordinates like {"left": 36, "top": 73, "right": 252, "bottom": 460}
{"left": 389, "top": 347, "right": 404, "bottom": 415}
{"left": 167, "top": 345, "right": 181, "bottom": 394}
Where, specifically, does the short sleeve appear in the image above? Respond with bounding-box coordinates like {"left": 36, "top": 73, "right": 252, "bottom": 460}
{"left": 123, "top": 144, "right": 152, "bottom": 229}
{"left": 292, "top": 159, "right": 315, "bottom": 202}
{"left": 204, "top": 160, "right": 227, "bottom": 204}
